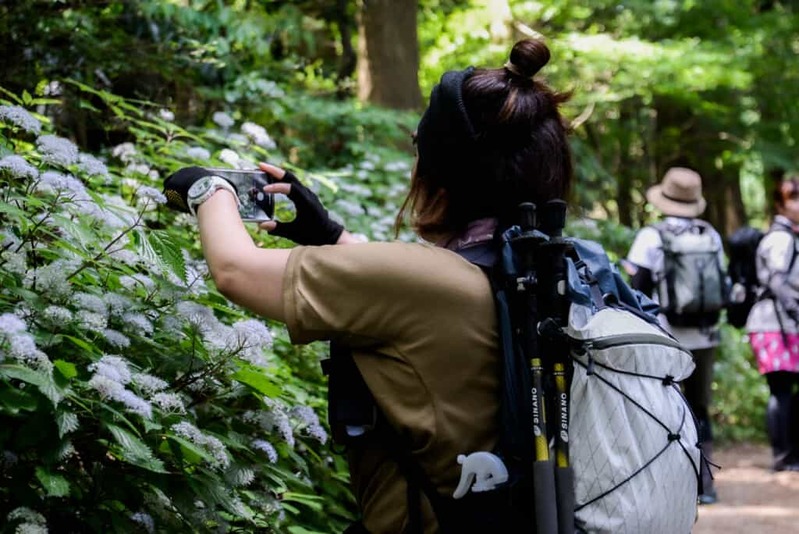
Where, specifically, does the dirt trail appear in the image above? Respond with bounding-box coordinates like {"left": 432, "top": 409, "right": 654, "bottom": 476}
{"left": 693, "top": 442, "right": 799, "bottom": 533}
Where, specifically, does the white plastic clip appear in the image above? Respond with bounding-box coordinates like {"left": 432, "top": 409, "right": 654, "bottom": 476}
{"left": 452, "top": 451, "right": 509, "bottom": 499}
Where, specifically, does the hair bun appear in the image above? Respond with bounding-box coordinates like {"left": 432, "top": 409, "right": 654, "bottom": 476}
{"left": 507, "top": 39, "right": 551, "bottom": 79}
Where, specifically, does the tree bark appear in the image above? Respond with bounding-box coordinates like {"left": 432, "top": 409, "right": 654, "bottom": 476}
{"left": 356, "top": 0, "right": 423, "bottom": 110}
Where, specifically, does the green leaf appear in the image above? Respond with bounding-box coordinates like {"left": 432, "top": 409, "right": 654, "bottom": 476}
{"left": 21, "top": 90, "right": 32, "bottom": 105}
{"left": 167, "top": 434, "right": 215, "bottom": 466}
{"left": 148, "top": 230, "right": 187, "bottom": 282}
{"left": 232, "top": 366, "right": 281, "bottom": 397}
{"left": 54, "top": 360, "right": 77, "bottom": 380}
{"left": 0, "top": 364, "right": 47, "bottom": 386}
{"left": 35, "top": 467, "right": 70, "bottom": 497}
{"left": 107, "top": 424, "right": 168, "bottom": 473}
{"left": 63, "top": 335, "right": 101, "bottom": 356}
{"left": 0, "top": 386, "right": 38, "bottom": 413}
{"left": 0, "top": 85, "right": 23, "bottom": 104}
{"left": 282, "top": 492, "right": 325, "bottom": 511}
{"left": 135, "top": 228, "right": 166, "bottom": 273}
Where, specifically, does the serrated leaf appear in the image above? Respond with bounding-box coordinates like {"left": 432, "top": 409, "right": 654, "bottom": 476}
{"left": 148, "top": 230, "right": 187, "bottom": 282}
{"left": 232, "top": 366, "right": 280, "bottom": 398}
{"left": 35, "top": 467, "right": 70, "bottom": 497}
{"left": 135, "top": 228, "right": 166, "bottom": 272}
{"left": 56, "top": 411, "right": 79, "bottom": 437}
{"left": 107, "top": 424, "right": 168, "bottom": 473}
{"left": 39, "top": 379, "right": 63, "bottom": 406}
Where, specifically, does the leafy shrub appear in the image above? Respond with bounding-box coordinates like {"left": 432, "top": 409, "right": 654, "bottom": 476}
{"left": 0, "top": 85, "right": 380, "bottom": 532}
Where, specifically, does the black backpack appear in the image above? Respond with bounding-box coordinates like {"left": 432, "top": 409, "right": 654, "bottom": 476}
{"left": 726, "top": 226, "right": 765, "bottom": 328}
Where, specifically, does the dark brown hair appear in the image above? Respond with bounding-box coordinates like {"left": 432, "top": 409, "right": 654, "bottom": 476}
{"left": 775, "top": 177, "right": 799, "bottom": 211}
{"left": 397, "top": 38, "right": 573, "bottom": 237}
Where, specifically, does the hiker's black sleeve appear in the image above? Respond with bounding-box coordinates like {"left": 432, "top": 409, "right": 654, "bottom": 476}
{"left": 766, "top": 272, "right": 799, "bottom": 322}
{"left": 631, "top": 266, "right": 655, "bottom": 298}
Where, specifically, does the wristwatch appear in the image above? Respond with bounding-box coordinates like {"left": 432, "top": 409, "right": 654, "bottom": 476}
{"left": 187, "top": 175, "right": 240, "bottom": 216}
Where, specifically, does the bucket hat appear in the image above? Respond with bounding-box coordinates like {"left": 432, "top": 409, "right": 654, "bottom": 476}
{"left": 645, "top": 167, "right": 706, "bottom": 218}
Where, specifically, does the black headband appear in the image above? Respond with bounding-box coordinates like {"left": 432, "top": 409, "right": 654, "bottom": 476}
{"left": 414, "top": 67, "right": 478, "bottom": 185}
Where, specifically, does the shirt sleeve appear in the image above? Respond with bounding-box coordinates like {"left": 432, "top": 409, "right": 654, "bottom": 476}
{"left": 282, "top": 242, "right": 491, "bottom": 346}
{"left": 759, "top": 231, "right": 795, "bottom": 275}
{"left": 626, "top": 227, "right": 663, "bottom": 275}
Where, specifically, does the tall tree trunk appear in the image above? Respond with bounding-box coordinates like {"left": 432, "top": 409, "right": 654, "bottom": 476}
{"left": 356, "top": 0, "right": 423, "bottom": 110}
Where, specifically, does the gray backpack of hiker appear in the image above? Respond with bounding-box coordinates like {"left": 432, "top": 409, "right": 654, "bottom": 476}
{"left": 654, "top": 219, "right": 727, "bottom": 327}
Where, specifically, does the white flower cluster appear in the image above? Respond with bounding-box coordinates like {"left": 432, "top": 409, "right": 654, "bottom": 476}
{"left": 186, "top": 146, "right": 211, "bottom": 161}
{"left": 42, "top": 306, "right": 73, "bottom": 326}
{"left": 104, "top": 293, "right": 133, "bottom": 317}
{"left": 0, "top": 105, "right": 42, "bottom": 134}
{"left": 74, "top": 292, "right": 108, "bottom": 315}
{"left": 0, "top": 313, "right": 52, "bottom": 373}
{"left": 7, "top": 507, "right": 47, "bottom": 534}
{"left": 241, "top": 122, "right": 277, "bottom": 150}
{"left": 384, "top": 160, "right": 411, "bottom": 173}
{"left": 121, "top": 312, "right": 154, "bottom": 336}
{"left": 87, "top": 355, "right": 152, "bottom": 419}
{"left": 218, "top": 148, "right": 241, "bottom": 167}
{"left": 290, "top": 405, "right": 328, "bottom": 444}
{"left": 102, "top": 328, "right": 130, "bottom": 348}
{"left": 231, "top": 319, "right": 273, "bottom": 366}
{"left": 76, "top": 153, "right": 109, "bottom": 178}
{"left": 251, "top": 439, "right": 278, "bottom": 463}
{"left": 176, "top": 302, "right": 272, "bottom": 365}
{"left": 171, "top": 422, "right": 230, "bottom": 469}
{"left": 0, "top": 155, "right": 38, "bottom": 180}
{"left": 212, "top": 111, "right": 235, "bottom": 129}
{"left": 23, "top": 259, "right": 78, "bottom": 300}
{"left": 243, "top": 401, "right": 295, "bottom": 448}
{"left": 36, "top": 134, "right": 78, "bottom": 167}
{"left": 151, "top": 392, "right": 186, "bottom": 414}
{"left": 111, "top": 142, "right": 137, "bottom": 163}
{"left": 130, "top": 511, "right": 155, "bottom": 534}
{"left": 35, "top": 171, "right": 129, "bottom": 230}
{"left": 132, "top": 372, "right": 168, "bottom": 395}
{"left": 135, "top": 186, "right": 167, "bottom": 206}
{"left": 76, "top": 310, "right": 107, "bottom": 333}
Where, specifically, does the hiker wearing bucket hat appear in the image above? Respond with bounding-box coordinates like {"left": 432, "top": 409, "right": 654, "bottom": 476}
{"left": 626, "top": 166, "right": 728, "bottom": 505}
{"left": 645, "top": 167, "right": 707, "bottom": 218}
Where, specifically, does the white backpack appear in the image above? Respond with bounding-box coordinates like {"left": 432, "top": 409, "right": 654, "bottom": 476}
{"left": 567, "top": 304, "right": 699, "bottom": 533}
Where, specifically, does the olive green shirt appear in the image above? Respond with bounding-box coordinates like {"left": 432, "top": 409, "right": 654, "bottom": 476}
{"left": 283, "top": 242, "right": 500, "bottom": 533}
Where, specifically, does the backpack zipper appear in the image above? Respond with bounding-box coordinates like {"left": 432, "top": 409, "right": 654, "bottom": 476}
{"left": 571, "top": 332, "right": 691, "bottom": 356}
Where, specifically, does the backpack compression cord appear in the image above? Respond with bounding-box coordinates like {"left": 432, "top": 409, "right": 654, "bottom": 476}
{"left": 511, "top": 201, "right": 576, "bottom": 534}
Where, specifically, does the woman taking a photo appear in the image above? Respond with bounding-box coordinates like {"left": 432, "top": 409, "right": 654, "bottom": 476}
{"left": 164, "top": 38, "right": 572, "bottom": 532}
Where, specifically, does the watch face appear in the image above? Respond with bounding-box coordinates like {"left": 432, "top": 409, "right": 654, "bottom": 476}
{"left": 187, "top": 176, "right": 214, "bottom": 200}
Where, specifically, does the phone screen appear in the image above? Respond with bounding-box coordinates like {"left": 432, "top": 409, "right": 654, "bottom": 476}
{"left": 206, "top": 169, "right": 274, "bottom": 222}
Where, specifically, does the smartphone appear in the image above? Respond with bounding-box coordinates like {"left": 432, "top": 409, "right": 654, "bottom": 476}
{"left": 204, "top": 168, "right": 274, "bottom": 222}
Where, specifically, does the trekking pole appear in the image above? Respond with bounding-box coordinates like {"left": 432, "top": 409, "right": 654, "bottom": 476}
{"left": 539, "top": 200, "right": 576, "bottom": 534}
{"left": 513, "top": 202, "right": 558, "bottom": 534}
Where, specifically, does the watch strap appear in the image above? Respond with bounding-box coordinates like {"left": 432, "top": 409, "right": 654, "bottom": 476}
{"left": 188, "top": 175, "right": 240, "bottom": 216}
